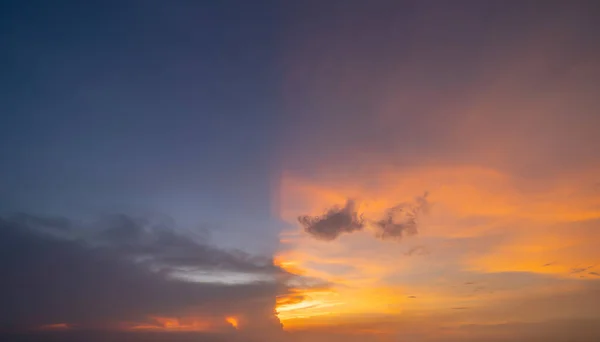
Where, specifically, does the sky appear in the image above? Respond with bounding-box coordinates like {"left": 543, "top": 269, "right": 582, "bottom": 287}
{"left": 1, "top": 1, "right": 600, "bottom": 342}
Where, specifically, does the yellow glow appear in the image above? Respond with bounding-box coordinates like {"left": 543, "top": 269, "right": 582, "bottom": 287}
{"left": 274, "top": 164, "right": 600, "bottom": 330}
{"left": 129, "top": 316, "right": 213, "bottom": 332}
{"left": 225, "top": 316, "right": 239, "bottom": 329}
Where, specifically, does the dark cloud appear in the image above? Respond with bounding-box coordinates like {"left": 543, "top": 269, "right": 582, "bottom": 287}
{"left": 0, "top": 329, "right": 293, "bottom": 342}
{"left": 297, "top": 200, "right": 364, "bottom": 241}
{"left": 589, "top": 272, "right": 600, "bottom": 277}
{"left": 298, "top": 193, "right": 429, "bottom": 242}
{"left": 91, "top": 214, "right": 280, "bottom": 276}
{"left": 372, "top": 193, "right": 429, "bottom": 240}
{"left": 95, "top": 214, "right": 147, "bottom": 243}
{"left": 0, "top": 214, "right": 288, "bottom": 335}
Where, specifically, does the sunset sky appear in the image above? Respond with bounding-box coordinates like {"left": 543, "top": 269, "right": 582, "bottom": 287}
{"left": 1, "top": 1, "right": 600, "bottom": 342}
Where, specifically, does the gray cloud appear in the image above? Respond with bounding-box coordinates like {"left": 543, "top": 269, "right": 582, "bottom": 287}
{"left": 297, "top": 200, "right": 364, "bottom": 241}
{"left": 0, "top": 214, "right": 288, "bottom": 335}
{"left": 372, "top": 193, "right": 429, "bottom": 240}
{"left": 298, "top": 193, "right": 429, "bottom": 242}
{"left": 90, "top": 214, "right": 281, "bottom": 276}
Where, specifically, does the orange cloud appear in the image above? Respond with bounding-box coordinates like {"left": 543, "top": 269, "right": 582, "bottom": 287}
{"left": 225, "top": 316, "right": 239, "bottom": 329}
{"left": 275, "top": 3, "right": 600, "bottom": 334}
{"left": 127, "top": 316, "right": 214, "bottom": 332}
{"left": 274, "top": 163, "right": 600, "bottom": 330}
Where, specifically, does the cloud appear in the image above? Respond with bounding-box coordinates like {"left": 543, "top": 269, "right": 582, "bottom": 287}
{"left": 298, "top": 193, "right": 429, "bottom": 242}
{"left": 372, "top": 193, "right": 429, "bottom": 240}
{"left": 570, "top": 265, "right": 595, "bottom": 274}
{"left": 0, "top": 214, "right": 289, "bottom": 336}
{"left": 0, "top": 330, "right": 256, "bottom": 342}
{"left": 435, "top": 318, "right": 600, "bottom": 342}
{"left": 297, "top": 200, "right": 364, "bottom": 241}
{"left": 91, "top": 214, "right": 281, "bottom": 276}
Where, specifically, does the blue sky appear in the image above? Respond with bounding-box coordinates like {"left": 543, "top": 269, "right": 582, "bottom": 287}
{"left": 1, "top": 0, "right": 284, "bottom": 254}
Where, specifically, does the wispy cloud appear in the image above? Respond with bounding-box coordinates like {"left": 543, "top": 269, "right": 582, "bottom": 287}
{"left": 570, "top": 265, "right": 595, "bottom": 274}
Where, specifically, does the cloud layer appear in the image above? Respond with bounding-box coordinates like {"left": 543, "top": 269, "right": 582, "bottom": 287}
{"left": 0, "top": 214, "right": 287, "bottom": 337}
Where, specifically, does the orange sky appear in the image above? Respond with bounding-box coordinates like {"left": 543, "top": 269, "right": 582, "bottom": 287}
{"left": 4, "top": 2, "right": 600, "bottom": 342}
{"left": 271, "top": 164, "right": 600, "bottom": 342}
{"left": 273, "top": 3, "right": 600, "bottom": 339}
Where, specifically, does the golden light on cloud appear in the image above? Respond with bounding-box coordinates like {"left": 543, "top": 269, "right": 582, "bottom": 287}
{"left": 225, "top": 316, "right": 239, "bottom": 329}
{"left": 128, "top": 316, "right": 213, "bottom": 332}
{"left": 274, "top": 161, "right": 600, "bottom": 330}
{"left": 276, "top": 288, "right": 343, "bottom": 323}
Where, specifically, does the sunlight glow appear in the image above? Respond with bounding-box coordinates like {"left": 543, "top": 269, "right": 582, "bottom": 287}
{"left": 129, "top": 316, "right": 213, "bottom": 332}
{"left": 225, "top": 316, "right": 239, "bottom": 329}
